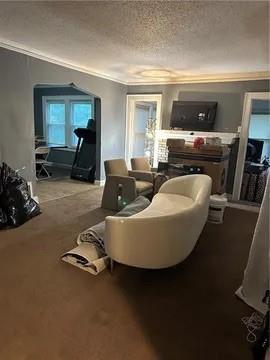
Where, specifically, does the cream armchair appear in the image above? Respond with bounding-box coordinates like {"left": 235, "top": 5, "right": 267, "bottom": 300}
{"left": 105, "top": 174, "right": 212, "bottom": 269}
{"left": 131, "top": 157, "right": 156, "bottom": 179}
{"left": 101, "top": 159, "right": 153, "bottom": 211}
{"left": 131, "top": 157, "right": 151, "bottom": 171}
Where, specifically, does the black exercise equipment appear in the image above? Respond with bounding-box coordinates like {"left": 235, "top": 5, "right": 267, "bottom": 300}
{"left": 71, "top": 121, "right": 96, "bottom": 183}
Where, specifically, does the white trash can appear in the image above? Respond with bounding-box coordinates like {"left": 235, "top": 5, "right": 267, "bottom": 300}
{"left": 208, "top": 195, "right": 227, "bottom": 224}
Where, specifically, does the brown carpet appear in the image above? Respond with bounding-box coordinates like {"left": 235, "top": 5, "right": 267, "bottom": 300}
{"left": 0, "top": 189, "right": 258, "bottom": 360}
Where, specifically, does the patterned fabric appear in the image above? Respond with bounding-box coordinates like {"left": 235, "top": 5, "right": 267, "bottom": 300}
{"left": 254, "top": 169, "right": 269, "bottom": 204}
{"left": 242, "top": 168, "right": 269, "bottom": 204}
{"left": 240, "top": 173, "right": 250, "bottom": 201}
{"left": 246, "top": 174, "right": 257, "bottom": 202}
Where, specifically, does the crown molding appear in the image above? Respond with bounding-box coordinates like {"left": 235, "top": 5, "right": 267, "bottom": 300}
{"left": 0, "top": 39, "right": 269, "bottom": 86}
{"left": 127, "top": 71, "right": 270, "bottom": 85}
{"left": 0, "top": 39, "right": 127, "bottom": 85}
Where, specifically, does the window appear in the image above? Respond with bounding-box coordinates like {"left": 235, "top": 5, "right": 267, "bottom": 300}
{"left": 46, "top": 101, "right": 66, "bottom": 145}
{"left": 43, "top": 96, "right": 93, "bottom": 147}
{"left": 71, "top": 101, "right": 92, "bottom": 146}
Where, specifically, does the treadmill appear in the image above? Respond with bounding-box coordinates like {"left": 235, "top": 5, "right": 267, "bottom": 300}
{"left": 71, "top": 119, "right": 96, "bottom": 183}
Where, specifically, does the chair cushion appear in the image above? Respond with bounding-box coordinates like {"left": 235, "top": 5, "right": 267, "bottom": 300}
{"left": 135, "top": 180, "right": 153, "bottom": 194}
{"left": 131, "top": 157, "right": 151, "bottom": 171}
{"left": 133, "top": 193, "right": 193, "bottom": 218}
{"left": 105, "top": 159, "right": 128, "bottom": 176}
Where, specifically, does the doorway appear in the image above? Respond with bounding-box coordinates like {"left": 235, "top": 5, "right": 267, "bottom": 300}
{"left": 33, "top": 84, "right": 101, "bottom": 203}
{"left": 125, "top": 94, "right": 162, "bottom": 168}
{"left": 232, "top": 92, "right": 270, "bottom": 205}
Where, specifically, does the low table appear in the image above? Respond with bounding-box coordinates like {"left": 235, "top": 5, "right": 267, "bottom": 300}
{"left": 153, "top": 173, "right": 170, "bottom": 195}
{"left": 154, "top": 162, "right": 205, "bottom": 195}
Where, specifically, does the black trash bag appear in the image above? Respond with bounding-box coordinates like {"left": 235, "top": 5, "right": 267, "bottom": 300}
{"left": 0, "top": 162, "right": 41, "bottom": 227}
{"left": 0, "top": 167, "right": 7, "bottom": 229}
{"left": 0, "top": 208, "right": 7, "bottom": 229}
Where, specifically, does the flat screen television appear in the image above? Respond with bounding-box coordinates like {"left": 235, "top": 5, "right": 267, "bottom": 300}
{"left": 170, "top": 101, "right": 218, "bottom": 131}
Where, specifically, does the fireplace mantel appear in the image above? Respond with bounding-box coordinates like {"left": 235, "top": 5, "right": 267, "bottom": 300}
{"left": 153, "top": 129, "right": 236, "bottom": 167}
{"left": 155, "top": 129, "right": 236, "bottom": 144}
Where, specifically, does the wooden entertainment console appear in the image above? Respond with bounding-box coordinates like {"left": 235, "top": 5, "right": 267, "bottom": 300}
{"left": 167, "top": 144, "right": 230, "bottom": 194}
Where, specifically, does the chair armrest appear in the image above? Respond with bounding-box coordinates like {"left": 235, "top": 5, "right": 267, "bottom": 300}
{"left": 107, "top": 174, "right": 136, "bottom": 185}
{"left": 159, "top": 175, "right": 212, "bottom": 202}
{"left": 106, "top": 175, "right": 137, "bottom": 199}
{"left": 104, "top": 202, "right": 203, "bottom": 268}
{"left": 101, "top": 175, "right": 137, "bottom": 211}
{"left": 128, "top": 170, "right": 154, "bottom": 183}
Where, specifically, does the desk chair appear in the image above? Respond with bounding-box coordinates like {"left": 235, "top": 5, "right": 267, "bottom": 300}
{"left": 35, "top": 146, "right": 51, "bottom": 180}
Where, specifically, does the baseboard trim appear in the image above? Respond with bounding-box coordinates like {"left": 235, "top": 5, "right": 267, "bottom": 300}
{"left": 227, "top": 201, "right": 260, "bottom": 213}
{"left": 46, "top": 162, "right": 104, "bottom": 185}
{"left": 27, "top": 181, "right": 39, "bottom": 203}
{"left": 33, "top": 196, "right": 40, "bottom": 204}
{"left": 46, "top": 162, "right": 72, "bottom": 169}
{"left": 95, "top": 179, "right": 105, "bottom": 186}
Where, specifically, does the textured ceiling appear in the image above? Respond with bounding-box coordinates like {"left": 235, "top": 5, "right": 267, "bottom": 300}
{"left": 0, "top": 1, "right": 269, "bottom": 84}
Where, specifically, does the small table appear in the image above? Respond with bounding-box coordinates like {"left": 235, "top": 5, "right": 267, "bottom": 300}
{"left": 153, "top": 169, "right": 186, "bottom": 195}
{"left": 153, "top": 173, "right": 169, "bottom": 195}
{"left": 154, "top": 162, "right": 204, "bottom": 195}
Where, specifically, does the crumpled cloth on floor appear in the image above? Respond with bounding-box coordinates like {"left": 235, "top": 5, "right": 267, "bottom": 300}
{"left": 61, "top": 196, "right": 150, "bottom": 275}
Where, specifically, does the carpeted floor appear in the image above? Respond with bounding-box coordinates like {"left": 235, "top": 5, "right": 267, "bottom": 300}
{"left": 0, "top": 188, "right": 258, "bottom": 360}
{"left": 36, "top": 177, "right": 99, "bottom": 203}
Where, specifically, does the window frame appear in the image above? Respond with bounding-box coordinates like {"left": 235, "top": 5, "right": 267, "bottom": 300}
{"left": 42, "top": 95, "right": 93, "bottom": 147}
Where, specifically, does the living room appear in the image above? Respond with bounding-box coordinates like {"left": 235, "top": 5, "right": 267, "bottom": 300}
{"left": 0, "top": 1, "right": 269, "bottom": 359}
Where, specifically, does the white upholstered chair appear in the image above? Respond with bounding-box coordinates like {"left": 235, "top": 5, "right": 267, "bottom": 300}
{"left": 105, "top": 174, "right": 212, "bottom": 269}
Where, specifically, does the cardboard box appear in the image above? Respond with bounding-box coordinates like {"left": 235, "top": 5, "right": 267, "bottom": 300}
{"left": 166, "top": 138, "right": 185, "bottom": 149}
{"left": 167, "top": 148, "right": 230, "bottom": 194}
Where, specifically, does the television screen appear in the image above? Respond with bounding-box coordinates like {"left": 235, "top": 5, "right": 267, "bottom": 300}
{"left": 170, "top": 101, "right": 218, "bottom": 131}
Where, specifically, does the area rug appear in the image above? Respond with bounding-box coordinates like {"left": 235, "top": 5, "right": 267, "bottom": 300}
{"left": 36, "top": 177, "right": 99, "bottom": 203}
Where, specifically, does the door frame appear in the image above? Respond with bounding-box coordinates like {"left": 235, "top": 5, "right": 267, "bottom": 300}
{"left": 232, "top": 92, "right": 270, "bottom": 201}
{"left": 125, "top": 94, "right": 162, "bottom": 168}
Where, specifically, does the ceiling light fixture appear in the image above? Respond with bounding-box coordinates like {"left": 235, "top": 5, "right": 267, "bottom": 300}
{"left": 139, "top": 69, "right": 175, "bottom": 78}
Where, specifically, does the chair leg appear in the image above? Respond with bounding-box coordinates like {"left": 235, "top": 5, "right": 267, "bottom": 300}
{"left": 37, "top": 165, "right": 50, "bottom": 180}
{"left": 37, "top": 166, "right": 42, "bottom": 180}
{"left": 42, "top": 165, "right": 51, "bottom": 179}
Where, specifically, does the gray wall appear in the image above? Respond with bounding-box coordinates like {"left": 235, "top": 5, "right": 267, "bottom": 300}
{"left": 0, "top": 50, "right": 34, "bottom": 181}
{"left": 128, "top": 80, "right": 270, "bottom": 132}
{"left": 0, "top": 47, "right": 127, "bottom": 182}
{"left": 1, "top": 45, "right": 269, "bottom": 185}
